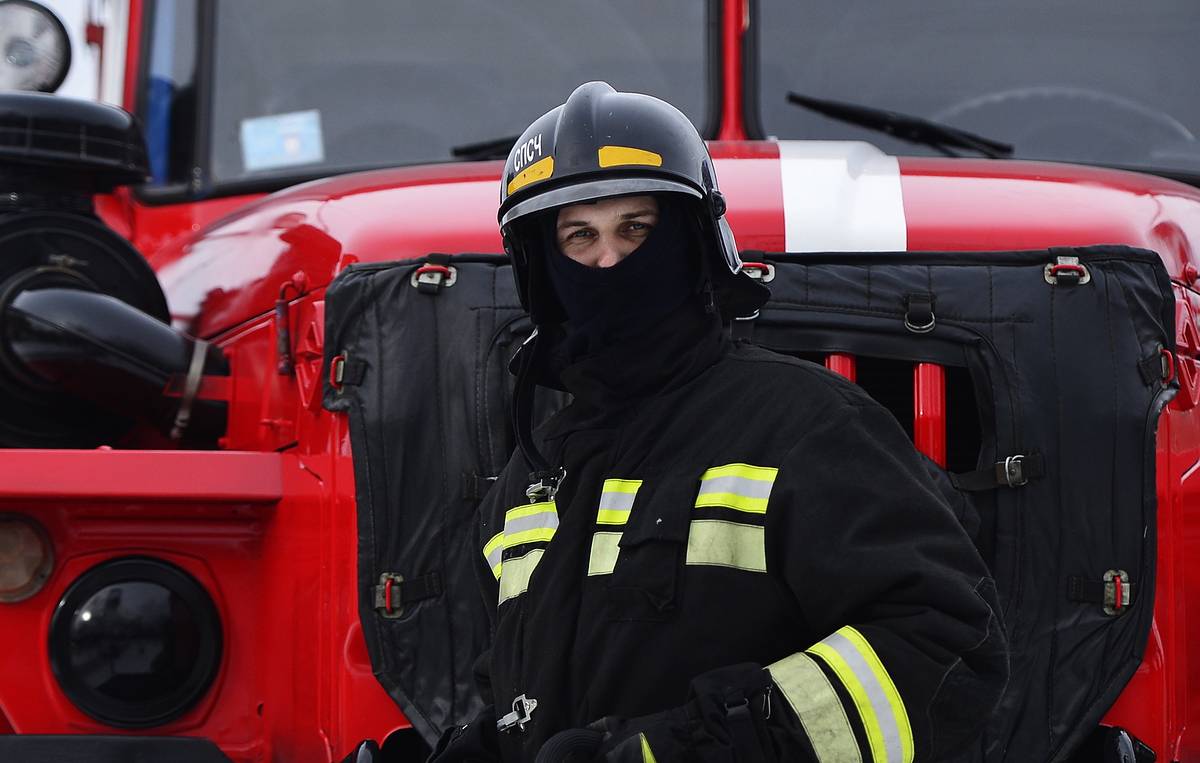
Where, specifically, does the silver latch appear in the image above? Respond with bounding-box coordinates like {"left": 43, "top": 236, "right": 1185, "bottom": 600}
{"left": 1044, "top": 255, "right": 1091, "bottom": 286}
{"left": 994, "top": 455, "right": 1028, "bottom": 488}
{"left": 496, "top": 694, "right": 538, "bottom": 733}
{"left": 525, "top": 468, "right": 565, "bottom": 502}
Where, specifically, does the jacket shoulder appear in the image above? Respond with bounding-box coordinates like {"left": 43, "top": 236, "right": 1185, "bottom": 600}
{"left": 720, "top": 342, "right": 879, "bottom": 411}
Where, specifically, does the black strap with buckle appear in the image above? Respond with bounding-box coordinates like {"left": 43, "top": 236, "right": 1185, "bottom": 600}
{"left": 1067, "top": 570, "right": 1133, "bottom": 616}
{"left": 329, "top": 353, "right": 367, "bottom": 390}
{"left": 949, "top": 452, "right": 1045, "bottom": 491}
{"left": 373, "top": 572, "right": 443, "bottom": 619}
{"left": 904, "top": 293, "right": 936, "bottom": 334}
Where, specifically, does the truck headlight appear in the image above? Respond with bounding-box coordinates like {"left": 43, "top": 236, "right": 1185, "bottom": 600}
{"left": 0, "top": 0, "right": 72, "bottom": 93}
{"left": 0, "top": 514, "right": 53, "bottom": 602}
{"left": 49, "top": 557, "right": 223, "bottom": 728}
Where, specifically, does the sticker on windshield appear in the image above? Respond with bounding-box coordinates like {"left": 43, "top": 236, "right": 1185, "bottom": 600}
{"left": 239, "top": 110, "right": 325, "bottom": 172}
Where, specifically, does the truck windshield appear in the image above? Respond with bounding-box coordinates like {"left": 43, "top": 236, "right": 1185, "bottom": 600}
{"left": 140, "top": 0, "right": 714, "bottom": 194}
{"left": 753, "top": 0, "right": 1200, "bottom": 177}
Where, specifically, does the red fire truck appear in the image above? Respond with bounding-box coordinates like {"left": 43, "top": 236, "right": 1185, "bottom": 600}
{"left": 1, "top": 1, "right": 1199, "bottom": 761}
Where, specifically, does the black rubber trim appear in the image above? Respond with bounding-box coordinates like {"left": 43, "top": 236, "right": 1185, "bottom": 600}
{"left": 0, "top": 735, "right": 232, "bottom": 762}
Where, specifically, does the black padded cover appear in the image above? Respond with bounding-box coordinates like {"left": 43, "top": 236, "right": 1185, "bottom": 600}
{"left": 323, "top": 245, "right": 1173, "bottom": 760}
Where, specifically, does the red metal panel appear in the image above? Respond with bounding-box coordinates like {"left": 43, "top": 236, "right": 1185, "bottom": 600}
{"left": 913, "top": 363, "right": 946, "bottom": 467}
{"left": 825, "top": 353, "right": 857, "bottom": 382}
{"left": 0, "top": 451, "right": 282, "bottom": 503}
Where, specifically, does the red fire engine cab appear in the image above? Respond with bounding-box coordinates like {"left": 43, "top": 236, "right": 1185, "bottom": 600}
{"left": 1, "top": 1, "right": 1200, "bottom": 762}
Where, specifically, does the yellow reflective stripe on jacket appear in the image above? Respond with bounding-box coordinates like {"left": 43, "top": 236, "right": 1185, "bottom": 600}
{"left": 685, "top": 519, "right": 766, "bottom": 572}
{"left": 482, "top": 501, "right": 558, "bottom": 589}
{"left": 587, "top": 479, "right": 641, "bottom": 575}
{"left": 768, "top": 652, "right": 862, "bottom": 763}
{"left": 483, "top": 531, "right": 504, "bottom": 580}
{"left": 695, "top": 463, "right": 778, "bottom": 514}
{"left": 498, "top": 548, "right": 544, "bottom": 605}
{"left": 639, "top": 733, "right": 657, "bottom": 763}
{"left": 587, "top": 532, "right": 622, "bottom": 576}
{"left": 807, "top": 627, "right": 913, "bottom": 763}
{"left": 597, "top": 478, "right": 641, "bottom": 525}
{"left": 502, "top": 501, "right": 559, "bottom": 549}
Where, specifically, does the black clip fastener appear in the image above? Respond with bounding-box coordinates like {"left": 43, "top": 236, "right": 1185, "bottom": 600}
{"left": 950, "top": 452, "right": 1045, "bottom": 491}
{"left": 904, "top": 294, "right": 936, "bottom": 334}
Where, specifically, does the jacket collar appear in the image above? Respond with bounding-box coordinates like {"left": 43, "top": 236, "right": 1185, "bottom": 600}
{"left": 539, "top": 302, "right": 727, "bottom": 439}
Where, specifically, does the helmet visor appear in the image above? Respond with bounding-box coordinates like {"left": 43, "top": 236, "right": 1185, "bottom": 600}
{"left": 500, "top": 176, "right": 700, "bottom": 228}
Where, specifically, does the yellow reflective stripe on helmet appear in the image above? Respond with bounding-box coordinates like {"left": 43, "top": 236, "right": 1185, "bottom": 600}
{"left": 506, "top": 155, "right": 554, "bottom": 195}
{"left": 639, "top": 733, "right": 658, "bottom": 763}
{"left": 597, "top": 145, "right": 663, "bottom": 168}
{"left": 768, "top": 652, "right": 862, "bottom": 763}
{"left": 587, "top": 531, "right": 623, "bottom": 576}
{"left": 685, "top": 519, "right": 766, "bottom": 572}
{"left": 695, "top": 463, "right": 778, "bottom": 514}
{"left": 498, "top": 548, "right": 544, "bottom": 605}
{"left": 807, "top": 627, "right": 913, "bottom": 763}
{"left": 597, "top": 478, "right": 642, "bottom": 525}
{"left": 483, "top": 531, "right": 504, "bottom": 580}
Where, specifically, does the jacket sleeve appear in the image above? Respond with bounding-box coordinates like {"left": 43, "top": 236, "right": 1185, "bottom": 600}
{"left": 426, "top": 463, "right": 521, "bottom": 763}
{"left": 762, "top": 399, "right": 1008, "bottom": 762}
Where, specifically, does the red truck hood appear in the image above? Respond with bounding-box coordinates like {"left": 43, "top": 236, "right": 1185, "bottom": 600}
{"left": 151, "top": 140, "right": 1200, "bottom": 338}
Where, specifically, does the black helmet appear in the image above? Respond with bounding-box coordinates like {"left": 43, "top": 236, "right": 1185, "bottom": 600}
{"left": 498, "top": 81, "right": 768, "bottom": 324}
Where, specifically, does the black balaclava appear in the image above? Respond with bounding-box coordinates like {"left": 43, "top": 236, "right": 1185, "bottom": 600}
{"left": 542, "top": 194, "right": 701, "bottom": 359}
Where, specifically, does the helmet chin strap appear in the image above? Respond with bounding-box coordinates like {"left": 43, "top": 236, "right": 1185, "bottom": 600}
{"left": 511, "top": 329, "right": 565, "bottom": 501}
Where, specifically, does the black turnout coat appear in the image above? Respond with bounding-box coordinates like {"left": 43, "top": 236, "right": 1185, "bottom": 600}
{"left": 442, "top": 307, "right": 1008, "bottom": 763}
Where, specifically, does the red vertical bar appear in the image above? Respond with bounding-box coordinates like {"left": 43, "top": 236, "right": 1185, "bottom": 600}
{"left": 717, "top": 0, "right": 749, "bottom": 140}
{"left": 914, "top": 363, "right": 947, "bottom": 467}
{"left": 123, "top": 0, "right": 145, "bottom": 111}
{"left": 825, "top": 353, "right": 857, "bottom": 382}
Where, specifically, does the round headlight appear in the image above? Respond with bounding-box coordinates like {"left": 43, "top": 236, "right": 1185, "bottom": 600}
{"left": 49, "top": 557, "right": 222, "bottom": 728}
{"left": 0, "top": 514, "right": 53, "bottom": 602}
{"left": 0, "top": 0, "right": 72, "bottom": 93}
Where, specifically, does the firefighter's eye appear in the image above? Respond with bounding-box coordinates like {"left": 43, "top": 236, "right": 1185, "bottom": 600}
{"left": 562, "top": 228, "right": 595, "bottom": 244}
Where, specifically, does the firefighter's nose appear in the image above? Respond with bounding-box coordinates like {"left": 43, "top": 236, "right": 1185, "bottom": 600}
{"left": 595, "top": 237, "right": 636, "bottom": 268}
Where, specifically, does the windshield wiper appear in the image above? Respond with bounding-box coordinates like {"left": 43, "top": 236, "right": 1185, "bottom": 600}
{"left": 451, "top": 135, "right": 520, "bottom": 161}
{"left": 786, "top": 92, "right": 1014, "bottom": 159}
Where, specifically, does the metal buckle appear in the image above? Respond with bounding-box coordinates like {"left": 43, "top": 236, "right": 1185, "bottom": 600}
{"left": 904, "top": 312, "right": 936, "bottom": 334}
{"left": 741, "top": 262, "right": 776, "bottom": 283}
{"left": 994, "top": 455, "right": 1028, "bottom": 488}
{"left": 1161, "top": 348, "right": 1176, "bottom": 385}
{"left": 496, "top": 694, "right": 538, "bottom": 733}
{"left": 410, "top": 264, "right": 458, "bottom": 289}
{"left": 1103, "top": 569, "right": 1132, "bottom": 615}
{"left": 373, "top": 573, "right": 405, "bottom": 619}
{"left": 329, "top": 354, "right": 346, "bottom": 388}
{"left": 525, "top": 467, "right": 565, "bottom": 502}
{"left": 1044, "top": 256, "right": 1091, "bottom": 286}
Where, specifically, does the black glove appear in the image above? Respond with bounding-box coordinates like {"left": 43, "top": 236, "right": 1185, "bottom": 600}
{"left": 428, "top": 706, "right": 501, "bottom": 763}
{"left": 541, "top": 663, "right": 777, "bottom": 763}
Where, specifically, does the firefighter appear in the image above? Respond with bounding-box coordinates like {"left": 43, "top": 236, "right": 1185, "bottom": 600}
{"left": 430, "top": 81, "right": 1008, "bottom": 763}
